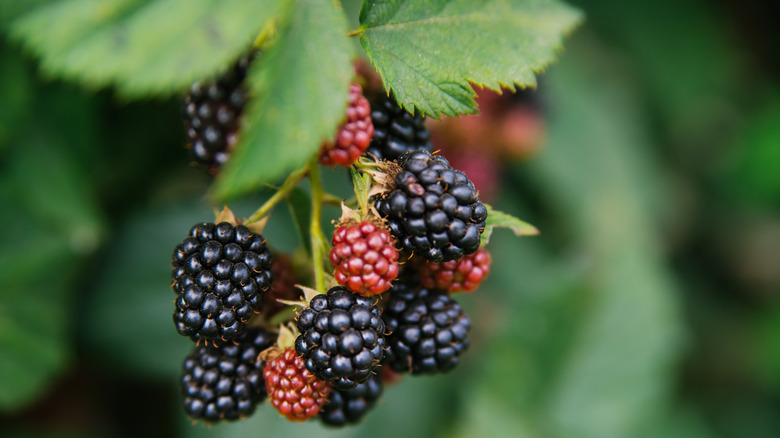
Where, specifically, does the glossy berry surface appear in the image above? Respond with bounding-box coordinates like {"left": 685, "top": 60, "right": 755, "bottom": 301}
{"left": 375, "top": 150, "right": 488, "bottom": 262}
{"left": 418, "top": 247, "right": 492, "bottom": 293}
{"left": 319, "top": 83, "right": 374, "bottom": 167}
{"left": 330, "top": 221, "right": 399, "bottom": 296}
{"left": 264, "top": 348, "right": 331, "bottom": 421}
{"left": 320, "top": 373, "right": 383, "bottom": 426}
{"left": 295, "top": 287, "right": 386, "bottom": 390}
{"left": 181, "top": 328, "right": 275, "bottom": 422}
{"left": 171, "top": 222, "right": 273, "bottom": 345}
{"left": 183, "top": 54, "right": 253, "bottom": 173}
{"left": 365, "top": 93, "right": 433, "bottom": 161}
{"left": 382, "top": 279, "right": 471, "bottom": 374}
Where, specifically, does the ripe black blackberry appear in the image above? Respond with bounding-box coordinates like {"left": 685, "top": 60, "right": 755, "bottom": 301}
{"left": 181, "top": 328, "right": 275, "bottom": 422}
{"left": 295, "top": 286, "right": 386, "bottom": 391}
{"left": 375, "top": 150, "right": 488, "bottom": 262}
{"left": 382, "top": 278, "right": 471, "bottom": 374}
{"left": 171, "top": 222, "right": 273, "bottom": 345}
{"left": 366, "top": 93, "right": 433, "bottom": 161}
{"left": 320, "top": 373, "right": 383, "bottom": 426}
{"left": 183, "top": 53, "right": 254, "bottom": 173}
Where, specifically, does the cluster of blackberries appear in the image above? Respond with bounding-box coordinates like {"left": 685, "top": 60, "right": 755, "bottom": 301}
{"left": 171, "top": 221, "right": 275, "bottom": 421}
{"left": 172, "top": 56, "right": 495, "bottom": 428}
{"left": 183, "top": 53, "right": 254, "bottom": 173}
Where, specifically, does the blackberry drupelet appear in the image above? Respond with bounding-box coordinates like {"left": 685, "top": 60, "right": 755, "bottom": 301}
{"left": 418, "top": 247, "right": 492, "bottom": 293}
{"left": 295, "top": 286, "right": 386, "bottom": 390}
{"left": 171, "top": 222, "right": 273, "bottom": 345}
{"left": 382, "top": 278, "right": 471, "bottom": 374}
{"left": 264, "top": 348, "right": 331, "bottom": 421}
{"left": 375, "top": 150, "right": 488, "bottom": 262}
{"left": 320, "top": 373, "right": 383, "bottom": 426}
{"left": 330, "top": 221, "right": 399, "bottom": 296}
{"left": 181, "top": 328, "right": 275, "bottom": 422}
{"left": 366, "top": 93, "right": 433, "bottom": 161}
{"left": 183, "top": 53, "right": 253, "bottom": 173}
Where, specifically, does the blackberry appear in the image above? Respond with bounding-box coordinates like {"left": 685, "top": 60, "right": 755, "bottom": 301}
{"left": 375, "top": 150, "right": 488, "bottom": 262}
{"left": 295, "top": 286, "right": 386, "bottom": 390}
{"left": 320, "top": 373, "right": 383, "bottom": 426}
{"left": 171, "top": 222, "right": 273, "bottom": 345}
{"left": 382, "top": 279, "right": 471, "bottom": 374}
{"left": 264, "top": 348, "right": 331, "bottom": 421}
{"left": 183, "top": 53, "right": 253, "bottom": 173}
{"left": 330, "top": 221, "right": 399, "bottom": 296}
{"left": 181, "top": 328, "right": 275, "bottom": 422}
{"left": 319, "top": 83, "right": 374, "bottom": 167}
{"left": 418, "top": 247, "right": 492, "bottom": 293}
{"left": 366, "top": 93, "right": 433, "bottom": 161}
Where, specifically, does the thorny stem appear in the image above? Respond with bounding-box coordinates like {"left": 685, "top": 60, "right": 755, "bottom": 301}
{"left": 244, "top": 166, "right": 308, "bottom": 225}
{"left": 308, "top": 159, "right": 328, "bottom": 293}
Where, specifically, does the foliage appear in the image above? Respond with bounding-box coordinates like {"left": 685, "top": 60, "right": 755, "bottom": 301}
{"left": 10, "top": 0, "right": 581, "bottom": 198}
{"left": 2, "top": 0, "right": 780, "bottom": 437}
{"left": 359, "top": 0, "right": 582, "bottom": 116}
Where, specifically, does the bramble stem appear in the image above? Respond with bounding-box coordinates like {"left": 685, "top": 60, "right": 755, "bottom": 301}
{"left": 244, "top": 166, "right": 308, "bottom": 225}
{"left": 308, "top": 159, "right": 328, "bottom": 293}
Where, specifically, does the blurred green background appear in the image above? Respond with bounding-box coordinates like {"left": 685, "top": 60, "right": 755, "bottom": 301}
{"left": 2, "top": 0, "right": 779, "bottom": 437}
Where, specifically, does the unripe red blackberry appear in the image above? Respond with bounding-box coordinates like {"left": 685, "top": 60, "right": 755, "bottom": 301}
{"left": 181, "top": 328, "right": 275, "bottom": 422}
{"left": 264, "top": 348, "right": 331, "bottom": 422}
{"left": 183, "top": 53, "right": 253, "bottom": 173}
{"left": 375, "top": 150, "right": 488, "bottom": 262}
{"left": 319, "top": 373, "right": 383, "bottom": 426}
{"left": 171, "top": 222, "right": 273, "bottom": 345}
{"left": 382, "top": 278, "right": 471, "bottom": 374}
{"left": 418, "top": 248, "right": 491, "bottom": 293}
{"left": 295, "top": 287, "right": 386, "bottom": 390}
{"left": 259, "top": 253, "right": 299, "bottom": 318}
{"left": 330, "top": 221, "right": 399, "bottom": 296}
{"left": 366, "top": 93, "right": 433, "bottom": 161}
{"left": 319, "top": 83, "right": 374, "bottom": 167}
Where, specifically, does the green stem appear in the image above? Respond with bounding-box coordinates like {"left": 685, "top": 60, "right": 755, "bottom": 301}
{"left": 347, "top": 26, "right": 365, "bottom": 37}
{"left": 308, "top": 159, "right": 328, "bottom": 293}
{"left": 322, "top": 192, "right": 345, "bottom": 207}
{"left": 244, "top": 166, "right": 308, "bottom": 225}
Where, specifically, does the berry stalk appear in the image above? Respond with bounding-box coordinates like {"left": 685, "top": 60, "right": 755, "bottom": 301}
{"left": 243, "top": 165, "right": 308, "bottom": 225}
{"left": 308, "top": 158, "right": 328, "bottom": 292}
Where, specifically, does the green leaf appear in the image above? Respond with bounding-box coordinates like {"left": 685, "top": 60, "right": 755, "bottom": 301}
{"left": 213, "top": 0, "right": 353, "bottom": 199}
{"left": 359, "top": 0, "right": 583, "bottom": 117}
{"left": 10, "top": 0, "right": 284, "bottom": 97}
{"left": 0, "top": 0, "right": 54, "bottom": 30}
{"left": 481, "top": 204, "right": 539, "bottom": 245}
